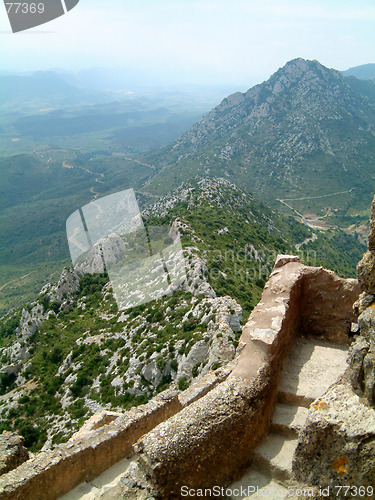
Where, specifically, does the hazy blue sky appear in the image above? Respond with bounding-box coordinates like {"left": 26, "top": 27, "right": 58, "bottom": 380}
{"left": 1, "top": 0, "right": 374, "bottom": 86}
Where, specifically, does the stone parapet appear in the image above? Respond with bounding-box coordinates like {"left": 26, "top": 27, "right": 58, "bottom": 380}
{"left": 134, "top": 259, "right": 305, "bottom": 497}
{"left": 0, "top": 390, "right": 181, "bottom": 500}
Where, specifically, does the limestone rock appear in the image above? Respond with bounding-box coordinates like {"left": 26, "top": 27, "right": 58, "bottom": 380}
{"left": 176, "top": 340, "right": 209, "bottom": 380}
{"left": 363, "top": 346, "right": 375, "bottom": 404}
{"left": 185, "top": 254, "right": 216, "bottom": 298}
{"left": 0, "top": 431, "right": 29, "bottom": 476}
{"left": 357, "top": 250, "right": 375, "bottom": 294}
{"left": 142, "top": 352, "right": 171, "bottom": 388}
{"left": 74, "top": 234, "right": 125, "bottom": 274}
{"left": 99, "top": 461, "right": 157, "bottom": 499}
{"left": 292, "top": 381, "right": 375, "bottom": 488}
{"left": 357, "top": 304, "right": 375, "bottom": 342}
{"left": 348, "top": 336, "right": 370, "bottom": 396}
{"left": 274, "top": 254, "right": 300, "bottom": 269}
{"left": 353, "top": 292, "right": 375, "bottom": 316}
{"left": 41, "top": 267, "right": 80, "bottom": 304}
{"left": 352, "top": 307, "right": 375, "bottom": 404}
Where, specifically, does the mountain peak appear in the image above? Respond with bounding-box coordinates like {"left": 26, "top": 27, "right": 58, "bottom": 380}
{"left": 271, "top": 58, "right": 341, "bottom": 87}
{"left": 150, "top": 57, "right": 375, "bottom": 208}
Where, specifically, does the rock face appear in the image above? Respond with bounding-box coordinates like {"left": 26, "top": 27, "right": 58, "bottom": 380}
{"left": 349, "top": 306, "right": 375, "bottom": 403}
{"left": 357, "top": 195, "right": 375, "bottom": 296}
{"left": 0, "top": 432, "right": 29, "bottom": 476}
{"left": 351, "top": 195, "right": 375, "bottom": 405}
{"left": 41, "top": 267, "right": 80, "bottom": 305}
{"left": 293, "top": 381, "right": 375, "bottom": 488}
{"left": 357, "top": 251, "right": 375, "bottom": 295}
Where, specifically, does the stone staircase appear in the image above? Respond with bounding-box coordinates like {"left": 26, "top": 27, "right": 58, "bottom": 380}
{"left": 229, "top": 338, "right": 349, "bottom": 499}
{"left": 60, "top": 338, "right": 349, "bottom": 499}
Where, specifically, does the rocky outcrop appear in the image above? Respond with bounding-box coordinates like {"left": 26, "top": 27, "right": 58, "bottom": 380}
{"left": 41, "top": 267, "right": 80, "bottom": 305}
{"left": 2, "top": 304, "right": 43, "bottom": 366}
{"left": 349, "top": 307, "right": 375, "bottom": 403}
{"left": 357, "top": 195, "right": 375, "bottom": 296}
{"left": 0, "top": 432, "right": 29, "bottom": 476}
{"left": 349, "top": 194, "right": 375, "bottom": 406}
{"left": 0, "top": 268, "right": 81, "bottom": 384}
{"left": 292, "top": 381, "right": 375, "bottom": 490}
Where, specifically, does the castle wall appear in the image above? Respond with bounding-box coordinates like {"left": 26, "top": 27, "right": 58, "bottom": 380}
{"left": 0, "top": 391, "right": 181, "bottom": 500}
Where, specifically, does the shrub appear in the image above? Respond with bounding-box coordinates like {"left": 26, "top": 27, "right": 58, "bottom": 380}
{"left": 178, "top": 377, "right": 188, "bottom": 391}
{"left": 192, "top": 363, "right": 201, "bottom": 378}
{"left": 17, "top": 422, "right": 41, "bottom": 449}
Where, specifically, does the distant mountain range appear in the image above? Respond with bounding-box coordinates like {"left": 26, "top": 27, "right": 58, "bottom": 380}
{"left": 0, "top": 71, "right": 104, "bottom": 108}
{"left": 343, "top": 63, "right": 375, "bottom": 81}
{"left": 143, "top": 58, "right": 375, "bottom": 218}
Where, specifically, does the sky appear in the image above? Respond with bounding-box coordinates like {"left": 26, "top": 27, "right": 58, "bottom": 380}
{"left": 0, "top": 0, "right": 374, "bottom": 86}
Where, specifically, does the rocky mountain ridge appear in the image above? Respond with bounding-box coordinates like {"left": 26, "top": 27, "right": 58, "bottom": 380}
{"left": 143, "top": 58, "right": 375, "bottom": 221}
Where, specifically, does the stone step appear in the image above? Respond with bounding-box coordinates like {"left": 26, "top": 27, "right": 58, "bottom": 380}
{"left": 60, "top": 456, "right": 133, "bottom": 500}
{"left": 98, "top": 460, "right": 156, "bottom": 499}
{"left": 229, "top": 469, "right": 288, "bottom": 499}
{"left": 251, "top": 433, "right": 298, "bottom": 483}
{"left": 277, "top": 339, "right": 348, "bottom": 407}
{"left": 270, "top": 403, "right": 309, "bottom": 438}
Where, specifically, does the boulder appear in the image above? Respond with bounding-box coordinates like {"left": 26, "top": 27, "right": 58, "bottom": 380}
{"left": 292, "top": 381, "right": 375, "bottom": 488}
{"left": 357, "top": 251, "right": 375, "bottom": 294}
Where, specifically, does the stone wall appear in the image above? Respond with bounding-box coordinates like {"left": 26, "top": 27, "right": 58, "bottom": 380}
{"left": 299, "top": 267, "right": 360, "bottom": 344}
{"left": 0, "top": 391, "right": 181, "bottom": 500}
{"left": 0, "top": 433, "right": 28, "bottom": 477}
